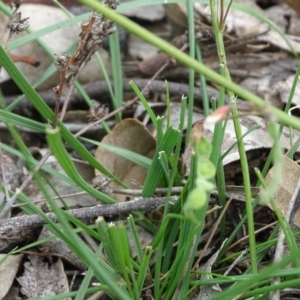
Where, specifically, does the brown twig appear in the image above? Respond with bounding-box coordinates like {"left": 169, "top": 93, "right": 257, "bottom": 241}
{"left": 53, "top": 1, "right": 118, "bottom": 128}
{"left": 0, "top": 196, "right": 177, "bottom": 251}
{"left": 0, "top": 1, "right": 29, "bottom": 74}
{"left": 8, "top": 53, "right": 40, "bottom": 67}
{"left": 0, "top": 1, "right": 22, "bottom": 43}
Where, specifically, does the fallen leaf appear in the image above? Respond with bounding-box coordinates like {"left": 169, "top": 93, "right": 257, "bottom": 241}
{"left": 94, "top": 118, "right": 156, "bottom": 202}
{"left": 38, "top": 228, "right": 86, "bottom": 270}
{"left": 0, "top": 254, "right": 23, "bottom": 300}
{"left": 139, "top": 52, "right": 171, "bottom": 76}
{"left": 164, "top": 3, "right": 188, "bottom": 35}
{"left": 270, "top": 75, "right": 300, "bottom": 106}
{"left": 197, "top": 1, "right": 300, "bottom": 54}
{"left": 261, "top": 155, "right": 300, "bottom": 227}
{"left": 17, "top": 255, "right": 70, "bottom": 299}
{"left": 128, "top": 35, "right": 159, "bottom": 60}
{"left": 203, "top": 115, "right": 300, "bottom": 165}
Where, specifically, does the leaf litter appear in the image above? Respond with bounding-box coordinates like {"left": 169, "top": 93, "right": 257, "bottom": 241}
{"left": 1, "top": 0, "right": 300, "bottom": 299}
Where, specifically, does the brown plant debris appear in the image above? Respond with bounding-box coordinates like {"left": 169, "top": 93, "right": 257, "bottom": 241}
{"left": 52, "top": 0, "right": 118, "bottom": 128}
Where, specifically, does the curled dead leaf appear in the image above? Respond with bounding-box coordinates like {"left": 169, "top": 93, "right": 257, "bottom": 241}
{"left": 94, "top": 119, "right": 156, "bottom": 202}
{"left": 260, "top": 155, "right": 300, "bottom": 227}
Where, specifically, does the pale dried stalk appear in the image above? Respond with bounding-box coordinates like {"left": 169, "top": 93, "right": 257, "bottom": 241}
{"left": 53, "top": 0, "right": 118, "bottom": 128}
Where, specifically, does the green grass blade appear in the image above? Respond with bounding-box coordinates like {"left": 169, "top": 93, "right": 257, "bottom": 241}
{"left": 109, "top": 31, "right": 123, "bottom": 121}
{"left": 158, "top": 151, "right": 170, "bottom": 184}
{"left": 75, "top": 245, "right": 103, "bottom": 300}
{"left": 136, "top": 246, "right": 152, "bottom": 293}
{"left": 82, "top": 137, "right": 152, "bottom": 169}
{"left": 129, "top": 81, "right": 157, "bottom": 128}
{"left": 142, "top": 126, "right": 180, "bottom": 197}
{"left": 0, "top": 46, "right": 124, "bottom": 186}
{"left": 46, "top": 126, "right": 118, "bottom": 203}
{"left": 185, "top": 0, "right": 195, "bottom": 146}
{"left": 127, "top": 215, "right": 143, "bottom": 264}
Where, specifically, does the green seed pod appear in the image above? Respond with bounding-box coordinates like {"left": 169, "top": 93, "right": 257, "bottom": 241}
{"left": 195, "top": 178, "right": 215, "bottom": 192}
{"left": 194, "top": 137, "right": 212, "bottom": 156}
{"left": 197, "top": 159, "right": 216, "bottom": 180}
{"left": 184, "top": 188, "right": 207, "bottom": 213}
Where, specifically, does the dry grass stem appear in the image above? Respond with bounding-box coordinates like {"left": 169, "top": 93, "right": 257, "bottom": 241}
{"left": 53, "top": 0, "right": 118, "bottom": 128}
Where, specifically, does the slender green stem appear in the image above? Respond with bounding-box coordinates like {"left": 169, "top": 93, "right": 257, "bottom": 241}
{"left": 195, "top": 45, "right": 209, "bottom": 116}
{"left": 185, "top": 0, "right": 195, "bottom": 146}
{"left": 45, "top": 127, "right": 116, "bottom": 203}
{"left": 259, "top": 60, "right": 300, "bottom": 182}
{"left": 210, "top": 0, "right": 257, "bottom": 273}
{"left": 109, "top": 31, "right": 123, "bottom": 122}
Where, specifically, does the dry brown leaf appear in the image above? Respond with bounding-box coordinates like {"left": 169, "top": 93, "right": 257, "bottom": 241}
{"left": 62, "top": 110, "right": 88, "bottom": 123}
{"left": 17, "top": 255, "right": 70, "bottom": 299}
{"left": 128, "top": 35, "right": 159, "bottom": 60}
{"left": 94, "top": 118, "right": 156, "bottom": 202}
{"left": 262, "top": 155, "right": 300, "bottom": 227}
{"left": 284, "top": 0, "right": 300, "bottom": 14}
{"left": 139, "top": 52, "right": 171, "bottom": 76}
{"left": 200, "top": 1, "right": 300, "bottom": 54}
{"left": 288, "top": 15, "right": 300, "bottom": 35}
{"left": 164, "top": 3, "right": 188, "bottom": 35}
{"left": 0, "top": 254, "right": 23, "bottom": 300}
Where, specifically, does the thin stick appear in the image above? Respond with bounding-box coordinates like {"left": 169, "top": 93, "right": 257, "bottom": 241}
{"left": 0, "top": 196, "right": 177, "bottom": 238}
